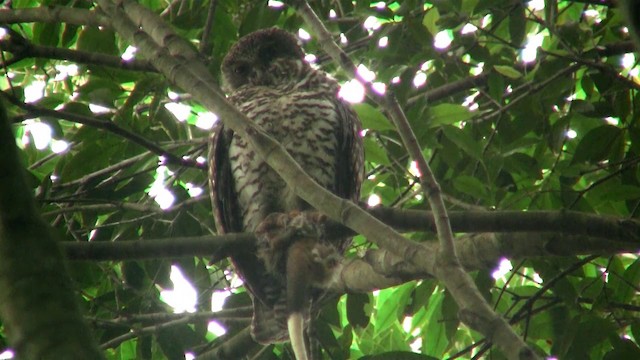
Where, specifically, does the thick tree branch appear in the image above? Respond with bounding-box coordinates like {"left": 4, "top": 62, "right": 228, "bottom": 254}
{"left": 59, "top": 208, "right": 640, "bottom": 259}
{"left": 294, "top": 2, "right": 538, "bottom": 358}
{"left": 59, "top": 231, "right": 639, "bottom": 292}
{"left": 0, "top": 6, "right": 109, "bottom": 28}
{"left": 0, "top": 100, "right": 104, "bottom": 358}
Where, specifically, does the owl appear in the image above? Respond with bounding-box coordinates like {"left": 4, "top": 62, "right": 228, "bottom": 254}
{"left": 209, "top": 28, "right": 363, "bottom": 346}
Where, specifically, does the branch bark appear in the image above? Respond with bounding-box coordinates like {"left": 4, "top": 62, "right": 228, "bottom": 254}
{"left": 60, "top": 229, "right": 639, "bottom": 293}
{"left": 294, "top": 1, "right": 538, "bottom": 358}
{"left": 0, "top": 6, "right": 109, "bottom": 28}
{"left": 0, "top": 100, "right": 104, "bottom": 358}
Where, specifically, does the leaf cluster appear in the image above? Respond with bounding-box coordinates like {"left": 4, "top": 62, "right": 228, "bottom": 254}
{"left": 1, "top": 0, "right": 640, "bottom": 359}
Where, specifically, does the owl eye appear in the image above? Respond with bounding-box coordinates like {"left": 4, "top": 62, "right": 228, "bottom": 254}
{"left": 259, "top": 42, "right": 284, "bottom": 63}
{"left": 234, "top": 63, "right": 251, "bottom": 76}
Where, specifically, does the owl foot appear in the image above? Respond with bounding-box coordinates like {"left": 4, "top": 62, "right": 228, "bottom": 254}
{"left": 255, "top": 211, "right": 327, "bottom": 274}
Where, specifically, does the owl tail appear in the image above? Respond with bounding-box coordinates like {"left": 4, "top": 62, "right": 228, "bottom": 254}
{"left": 251, "top": 295, "right": 290, "bottom": 344}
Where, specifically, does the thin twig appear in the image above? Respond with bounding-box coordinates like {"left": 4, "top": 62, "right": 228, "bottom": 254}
{"left": 2, "top": 91, "right": 203, "bottom": 169}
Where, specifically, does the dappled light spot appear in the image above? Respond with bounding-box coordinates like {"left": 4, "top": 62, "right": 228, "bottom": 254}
{"left": 121, "top": 46, "right": 137, "bottom": 61}
{"left": 378, "top": 36, "right": 388, "bottom": 48}
{"left": 160, "top": 266, "right": 197, "bottom": 313}
{"left": 304, "top": 54, "right": 317, "bottom": 64}
{"left": 54, "top": 64, "right": 79, "bottom": 81}
{"left": 208, "top": 290, "right": 230, "bottom": 336}
{"left": 367, "top": 194, "right": 381, "bottom": 207}
{"left": 267, "top": 0, "right": 284, "bottom": 8}
{"left": 89, "top": 103, "right": 111, "bottom": 114}
{"left": 605, "top": 117, "right": 620, "bottom": 126}
{"left": 51, "top": 139, "right": 69, "bottom": 154}
{"left": 298, "top": 28, "right": 311, "bottom": 41}
{"left": 373, "top": 2, "right": 386, "bottom": 10}
{"left": 339, "top": 79, "right": 365, "bottom": 103}
{"left": 153, "top": 189, "right": 175, "bottom": 210}
{"left": 433, "top": 30, "right": 452, "bottom": 49}
{"left": 528, "top": 0, "right": 544, "bottom": 10}
{"left": 463, "top": 92, "right": 480, "bottom": 111}
{"left": 22, "top": 121, "right": 52, "bottom": 150}
{"left": 521, "top": 33, "right": 544, "bottom": 63}
{"left": 364, "top": 16, "right": 382, "bottom": 31}
{"left": 165, "top": 102, "right": 191, "bottom": 122}
{"left": 461, "top": 23, "right": 478, "bottom": 34}
{"left": 24, "top": 80, "right": 45, "bottom": 103}
{"left": 492, "top": 258, "right": 513, "bottom": 280}
{"left": 470, "top": 62, "right": 484, "bottom": 76}
{"left": 148, "top": 165, "right": 176, "bottom": 209}
{"left": 207, "top": 321, "right": 227, "bottom": 337}
{"left": 357, "top": 64, "right": 376, "bottom": 82}
{"left": 413, "top": 72, "right": 427, "bottom": 88}
{"left": 409, "top": 161, "right": 421, "bottom": 177}
{"left": 185, "top": 183, "right": 203, "bottom": 197}
{"left": 196, "top": 111, "right": 218, "bottom": 129}
{"left": 372, "top": 82, "right": 386, "bottom": 95}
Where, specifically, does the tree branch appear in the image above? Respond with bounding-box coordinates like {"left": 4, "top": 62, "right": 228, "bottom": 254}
{"left": 2, "top": 91, "right": 203, "bottom": 169}
{"left": 0, "top": 6, "right": 109, "bottom": 28}
{"left": 0, "top": 96, "right": 104, "bottom": 358}
{"left": 294, "top": 2, "right": 538, "bottom": 358}
{"left": 0, "top": 37, "right": 155, "bottom": 71}
{"left": 59, "top": 230, "right": 639, "bottom": 293}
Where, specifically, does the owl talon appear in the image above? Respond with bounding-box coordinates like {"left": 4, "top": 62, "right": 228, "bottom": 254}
{"left": 255, "top": 212, "right": 294, "bottom": 250}
{"left": 255, "top": 211, "right": 328, "bottom": 272}
{"left": 256, "top": 211, "right": 326, "bottom": 249}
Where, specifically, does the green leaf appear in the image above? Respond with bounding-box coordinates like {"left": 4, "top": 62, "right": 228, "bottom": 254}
{"left": 508, "top": 3, "right": 526, "bottom": 45}
{"left": 76, "top": 79, "right": 124, "bottom": 107}
{"left": 354, "top": 103, "right": 395, "bottom": 131}
{"left": 487, "top": 72, "right": 505, "bottom": 101}
{"left": 364, "top": 137, "right": 391, "bottom": 165}
{"left": 423, "top": 291, "right": 448, "bottom": 357}
{"left": 441, "top": 125, "right": 483, "bottom": 161}
{"left": 33, "top": 22, "right": 60, "bottom": 46}
{"left": 493, "top": 65, "right": 523, "bottom": 79}
{"left": 427, "top": 104, "right": 473, "bottom": 127}
{"left": 617, "top": 259, "right": 640, "bottom": 302}
{"left": 600, "top": 185, "right": 640, "bottom": 201}
{"left": 604, "top": 338, "right": 640, "bottom": 360}
{"left": 347, "top": 293, "right": 371, "bottom": 328}
{"left": 572, "top": 125, "right": 623, "bottom": 164}
{"left": 77, "top": 27, "right": 118, "bottom": 55}
{"left": 453, "top": 175, "right": 489, "bottom": 199}
{"left": 422, "top": 7, "right": 440, "bottom": 36}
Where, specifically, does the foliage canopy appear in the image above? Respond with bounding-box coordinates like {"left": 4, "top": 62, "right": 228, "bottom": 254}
{"left": 1, "top": 0, "right": 640, "bottom": 359}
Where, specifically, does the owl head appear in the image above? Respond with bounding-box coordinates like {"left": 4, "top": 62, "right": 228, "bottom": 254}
{"left": 222, "top": 28, "right": 307, "bottom": 90}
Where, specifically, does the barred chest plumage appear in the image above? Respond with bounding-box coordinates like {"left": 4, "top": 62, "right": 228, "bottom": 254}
{"left": 228, "top": 84, "right": 341, "bottom": 232}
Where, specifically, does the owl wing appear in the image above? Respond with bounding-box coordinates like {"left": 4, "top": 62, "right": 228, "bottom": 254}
{"left": 209, "top": 124, "right": 241, "bottom": 235}
{"left": 331, "top": 98, "right": 364, "bottom": 251}
{"left": 208, "top": 123, "right": 273, "bottom": 301}
{"left": 209, "top": 122, "right": 289, "bottom": 343}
